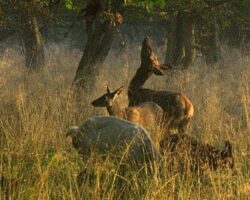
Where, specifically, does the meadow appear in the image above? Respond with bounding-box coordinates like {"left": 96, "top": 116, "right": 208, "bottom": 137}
{"left": 0, "top": 42, "right": 249, "bottom": 199}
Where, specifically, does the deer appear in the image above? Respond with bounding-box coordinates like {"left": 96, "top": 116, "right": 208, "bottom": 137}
{"left": 91, "top": 86, "right": 164, "bottom": 143}
{"left": 128, "top": 36, "right": 194, "bottom": 134}
{"left": 160, "top": 134, "right": 235, "bottom": 176}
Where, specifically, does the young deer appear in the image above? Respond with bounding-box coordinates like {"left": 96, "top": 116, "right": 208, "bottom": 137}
{"left": 160, "top": 134, "right": 235, "bottom": 176}
{"left": 128, "top": 36, "right": 194, "bottom": 133}
{"left": 91, "top": 86, "right": 164, "bottom": 143}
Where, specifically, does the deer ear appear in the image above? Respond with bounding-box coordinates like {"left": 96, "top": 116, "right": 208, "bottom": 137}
{"left": 153, "top": 65, "right": 164, "bottom": 76}
{"left": 160, "top": 64, "right": 173, "bottom": 70}
{"left": 107, "top": 86, "right": 111, "bottom": 94}
{"left": 114, "top": 85, "right": 123, "bottom": 96}
{"left": 116, "top": 85, "right": 124, "bottom": 95}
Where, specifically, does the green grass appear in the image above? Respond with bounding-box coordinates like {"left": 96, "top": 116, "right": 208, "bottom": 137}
{"left": 0, "top": 44, "right": 249, "bottom": 199}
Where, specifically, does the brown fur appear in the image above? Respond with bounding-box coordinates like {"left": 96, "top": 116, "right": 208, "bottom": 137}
{"left": 160, "top": 134, "right": 234, "bottom": 176}
{"left": 91, "top": 86, "right": 164, "bottom": 142}
{"left": 128, "top": 36, "right": 194, "bottom": 133}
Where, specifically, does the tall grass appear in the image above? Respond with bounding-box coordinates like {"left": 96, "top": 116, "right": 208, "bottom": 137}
{"left": 0, "top": 43, "right": 249, "bottom": 199}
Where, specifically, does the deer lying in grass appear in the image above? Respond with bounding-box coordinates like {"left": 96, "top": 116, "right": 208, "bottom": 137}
{"left": 160, "top": 134, "right": 235, "bottom": 176}
{"left": 128, "top": 36, "right": 194, "bottom": 134}
{"left": 91, "top": 86, "right": 164, "bottom": 142}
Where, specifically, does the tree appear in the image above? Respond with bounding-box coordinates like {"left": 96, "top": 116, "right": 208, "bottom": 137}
{"left": 21, "top": 14, "right": 45, "bottom": 70}
{"left": 222, "top": 0, "right": 250, "bottom": 56}
{"left": 198, "top": 15, "right": 222, "bottom": 65}
{"left": 165, "top": 11, "right": 195, "bottom": 68}
{"left": 0, "top": 0, "right": 63, "bottom": 69}
{"left": 125, "top": 0, "right": 196, "bottom": 69}
{"left": 72, "top": 0, "right": 124, "bottom": 94}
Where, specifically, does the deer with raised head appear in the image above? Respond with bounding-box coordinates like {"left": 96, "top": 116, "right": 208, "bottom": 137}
{"left": 91, "top": 86, "right": 164, "bottom": 143}
{"left": 128, "top": 36, "right": 194, "bottom": 133}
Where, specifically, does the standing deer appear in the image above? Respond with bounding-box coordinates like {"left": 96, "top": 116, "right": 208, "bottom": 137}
{"left": 128, "top": 36, "right": 194, "bottom": 133}
{"left": 91, "top": 86, "right": 164, "bottom": 143}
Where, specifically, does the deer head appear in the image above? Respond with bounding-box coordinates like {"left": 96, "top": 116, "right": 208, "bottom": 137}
{"left": 91, "top": 86, "right": 124, "bottom": 107}
{"left": 141, "top": 36, "right": 173, "bottom": 76}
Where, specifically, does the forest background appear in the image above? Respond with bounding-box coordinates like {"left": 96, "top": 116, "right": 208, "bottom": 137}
{"left": 0, "top": 0, "right": 250, "bottom": 199}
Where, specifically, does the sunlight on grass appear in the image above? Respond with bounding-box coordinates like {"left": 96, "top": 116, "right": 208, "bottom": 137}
{"left": 0, "top": 44, "right": 249, "bottom": 199}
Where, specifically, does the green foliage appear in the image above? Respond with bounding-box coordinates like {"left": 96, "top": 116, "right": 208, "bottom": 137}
{"left": 64, "top": 0, "right": 74, "bottom": 10}
{"left": 126, "top": 0, "right": 166, "bottom": 12}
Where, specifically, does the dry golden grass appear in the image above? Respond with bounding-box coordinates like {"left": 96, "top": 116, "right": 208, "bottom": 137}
{"left": 0, "top": 43, "right": 249, "bottom": 199}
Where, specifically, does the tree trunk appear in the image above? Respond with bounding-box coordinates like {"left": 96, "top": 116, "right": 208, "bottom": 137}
{"left": 72, "top": 0, "right": 124, "bottom": 95}
{"left": 226, "top": 22, "right": 241, "bottom": 48}
{"left": 73, "top": 20, "right": 114, "bottom": 93}
{"left": 165, "top": 12, "right": 178, "bottom": 65}
{"left": 182, "top": 13, "right": 195, "bottom": 68}
{"left": 201, "top": 17, "right": 221, "bottom": 65}
{"left": 165, "top": 12, "right": 195, "bottom": 68}
{"left": 173, "top": 12, "right": 185, "bottom": 66}
{"left": 21, "top": 16, "right": 45, "bottom": 70}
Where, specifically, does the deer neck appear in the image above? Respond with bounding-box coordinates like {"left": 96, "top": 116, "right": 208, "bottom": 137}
{"left": 107, "top": 105, "right": 116, "bottom": 116}
{"left": 106, "top": 103, "right": 125, "bottom": 118}
{"left": 128, "top": 66, "right": 153, "bottom": 92}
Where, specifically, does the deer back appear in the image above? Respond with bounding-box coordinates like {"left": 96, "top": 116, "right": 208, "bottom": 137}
{"left": 160, "top": 134, "right": 234, "bottom": 173}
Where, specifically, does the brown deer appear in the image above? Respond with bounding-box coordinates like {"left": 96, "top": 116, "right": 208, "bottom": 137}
{"left": 91, "top": 86, "right": 164, "bottom": 143}
{"left": 160, "top": 134, "right": 235, "bottom": 176}
{"left": 128, "top": 36, "right": 194, "bottom": 133}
